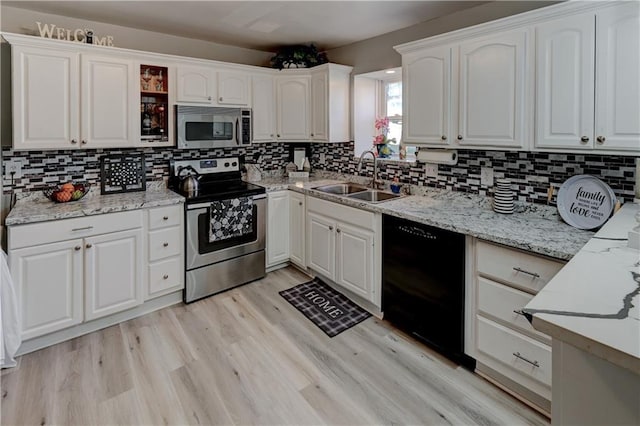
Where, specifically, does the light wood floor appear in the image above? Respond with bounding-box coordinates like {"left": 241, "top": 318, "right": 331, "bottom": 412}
{"left": 1, "top": 267, "right": 549, "bottom": 425}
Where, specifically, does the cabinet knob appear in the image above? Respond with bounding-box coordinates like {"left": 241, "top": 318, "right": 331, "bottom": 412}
{"left": 311, "top": 133, "right": 314, "bottom": 137}
{"left": 163, "top": 216, "right": 169, "bottom": 220}
{"left": 277, "top": 134, "right": 280, "bottom": 138}
{"left": 74, "top": 245, "right": 82, "bottom": 251}
{"left": 336, "top": 228, "right": 341, "bottom": 233}
{"left": 457, "top": 135, "right": 463, "bottom": 141}
{"left": 329, "top": 226, "right": 333, "bottom": 231}
{"left": 71, "top": 139, "right": 78, "bottom": 144}
{"left": 219, "top": 97, "right": 223, "bottom": 102}
{"left": 163, "top": 274, "right": 169, "bottom": 280}
{"left": 299, "top": 201, "right": 303, "bottom": 206}
{"left": 597, "top": 136, "right": 606, "bottom": 144}
{"left": 85, "top": 243, "right": 92, "bottom": 249}
{"left": 163, "top": 242, "right": 169, "bottom": 247}
{"left": 441, "top": 135, "right": 447, "bottom": 141}
{"left": 208, "top": 96, "right": 212, "bottom": 101}
{"left": 81, "top": 140, "right": 87, "bottom": 145}
{"left": 270, "top": 134, "right": 274, "bottom": 138}
{"left": 580, "top": 136, "right": 590, "bottom": 143}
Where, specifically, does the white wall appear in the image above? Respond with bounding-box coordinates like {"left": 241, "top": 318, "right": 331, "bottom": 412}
{"left": 0, "top": 5, "right": 274, "bottom": 66}
{"left": 353, "top": 77, "right": 379, "bottom": 157}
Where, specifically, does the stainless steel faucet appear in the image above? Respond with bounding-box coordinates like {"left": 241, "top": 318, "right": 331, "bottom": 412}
{"left": 357, "top": 150, "right": 382, "bottom": 189}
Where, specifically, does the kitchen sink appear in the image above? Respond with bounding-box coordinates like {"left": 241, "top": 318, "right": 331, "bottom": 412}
{"left": 347, "top": 190, "right": 403, "bottom": 203}
{"left": 313, "top": 183, "right": 368, "bottom": 195}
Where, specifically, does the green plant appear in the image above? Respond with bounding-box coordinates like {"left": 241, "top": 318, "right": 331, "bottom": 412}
{"left": 270, "top": 44, "right": 328, "bottom": 70}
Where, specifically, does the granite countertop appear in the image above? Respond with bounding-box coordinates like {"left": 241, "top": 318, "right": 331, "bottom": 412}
{"left": 525, "top": 203, "right": 640, "bottom": 375}
{"left": 5, "top": 181, "right": 184, "bottom": 226}
{"left": 251, "top": 174, "right": 594, "bottom": 260}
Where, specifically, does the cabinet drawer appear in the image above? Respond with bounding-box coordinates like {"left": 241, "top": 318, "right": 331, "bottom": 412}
{"left": 476, "top": 240, "right": 564, "bottom": 294}
{"left": 477, "top": 316, "right": 552, "bottom": 388}
{"left": 307, "top": 196, "right": 377, "bottom": 230}
{"left": 148, "top": 205, "right": 183, "bottom": 230}
{"left": 477, "top": 277, "right": 551, "bottom": 345}
{"left": 148, "top": 256, "right": 184, "bottom": 299}
{"left": 149, "top": 227, "right": 182, "bottom": 261}
{"left": 9, "top": 210, "right": 143, "bottom": 249}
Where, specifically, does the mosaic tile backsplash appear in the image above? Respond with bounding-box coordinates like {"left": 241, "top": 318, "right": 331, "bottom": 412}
{"left": 2, "top": 142, "right": 638, "bottom": 205}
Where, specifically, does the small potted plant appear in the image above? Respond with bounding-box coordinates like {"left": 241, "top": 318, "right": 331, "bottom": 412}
{"left": 270, "top": 44, "right": 328, "bottom": 70}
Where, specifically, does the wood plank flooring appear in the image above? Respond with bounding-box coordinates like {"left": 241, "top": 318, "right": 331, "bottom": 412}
{"left": 1, "top": 267, "right": 549, "bottom": 425}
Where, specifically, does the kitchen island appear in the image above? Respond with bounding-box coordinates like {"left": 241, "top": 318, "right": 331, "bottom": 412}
{"left": 525, "top": 203, "right": 640, "bottom": 425}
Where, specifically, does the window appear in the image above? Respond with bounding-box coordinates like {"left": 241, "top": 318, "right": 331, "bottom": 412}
{"left": 382, "top": 80, "right": 416, "bottom": 159}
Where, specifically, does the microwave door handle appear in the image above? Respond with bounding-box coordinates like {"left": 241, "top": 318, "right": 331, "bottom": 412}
{"left": 235, "top": 118, "right": 240, "bottom": 145}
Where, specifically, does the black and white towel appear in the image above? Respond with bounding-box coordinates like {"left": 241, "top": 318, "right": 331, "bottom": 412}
{"left": 209, "top": 197, "right": 253, "bottom": 242}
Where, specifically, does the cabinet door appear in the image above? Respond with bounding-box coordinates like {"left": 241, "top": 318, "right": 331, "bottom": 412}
{"left": 12, "top": 46, "right": 80, "bottom": 150}
{"left": 84, "top": 229, "right": 143, "bottom": 321}
{"left": 310, "top": 72, "right": 328, "bottom": 141}
{"left": 335, "top": 222, "right": 375, "bottom": 302}
{"left": 276, "top": 76, "right": 311, "bottom": 141}
{"left": 81, "top": 55, "right": 136, "bottom": 148}
{"left": 251, "top": 74, "right": 277, "bottom": 141}
{"left": 535, "top": 13, "right": 595, "bottom": 150}
{"left": 266, "top": 191, "right": 290, "bottom": 267}
{"left": 10, "top": 239, "right": 83, "bottom": 340}
{"left": 307, "top": 212, "right": 335, "bottom": 279}
{"left": 458, "top": 30, "right": 528, "bottom": 148}
{"left": 403, "top": 46, "right": 451, "bottom": 145}
{"left": 217, "top": 71, "right": 249, "bottom": 105}
{"left": 289, "top": 191, "right": 306, "bottom": 268}
{"left": 595, "top": 2, "right": 640, "bottom": 152}
{"left": 177, "top": 66, "right": 215, "bottom": 103}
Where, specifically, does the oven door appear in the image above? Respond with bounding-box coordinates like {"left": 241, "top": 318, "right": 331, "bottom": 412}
{"left": 185, "top": 194, "right": 266, "bottom": 270}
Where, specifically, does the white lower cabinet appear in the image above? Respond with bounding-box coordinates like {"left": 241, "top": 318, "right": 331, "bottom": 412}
{"left": 288, "top": 191, "right": 306, "bottom": 268}
{"left": 471, "top": 239, "right": 565, "bottom": 414}
{"left": 307, "top": 197, "right": 381, "bottom": 307}
{"left": 266, "top": 191, "right": 290, "bottom": 268}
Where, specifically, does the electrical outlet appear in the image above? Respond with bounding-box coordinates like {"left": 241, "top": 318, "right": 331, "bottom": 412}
{"left": 4, "top": 160, "right": 23, "bottom": 180}
{"left": 481, "top": 167, "right": 494, "bottom": 187}
{"left": 319, "top": 153, "right": 326, "bottom": 164}
{"left": 424, "top": 163, "right": 438, "bottom": 178}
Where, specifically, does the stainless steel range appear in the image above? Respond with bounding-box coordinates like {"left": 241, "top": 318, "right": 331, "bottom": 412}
{"left": 168, "top": 157, "right": 266, "bottom": 303}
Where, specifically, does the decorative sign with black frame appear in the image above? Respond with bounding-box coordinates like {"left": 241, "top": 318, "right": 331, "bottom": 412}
{"left": 100, "top": 153, "right": 146, "bottom": 195}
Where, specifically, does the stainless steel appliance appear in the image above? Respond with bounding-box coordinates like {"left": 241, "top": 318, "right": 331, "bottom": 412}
{"left": 169, "top": 157, "right": 266, "bottom": 303}
{"left": 176, "top": 105, "right": 252, "bottom": 149}
{"left": 382, "top": 214, "right": 475, "bottom": 369}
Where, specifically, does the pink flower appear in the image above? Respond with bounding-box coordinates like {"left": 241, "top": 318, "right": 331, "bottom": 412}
{"left": 374, "top": 117, "right": 389, "bottom": 131}
{"left": 373, "top": 134, "right": 385, "bottom": 145}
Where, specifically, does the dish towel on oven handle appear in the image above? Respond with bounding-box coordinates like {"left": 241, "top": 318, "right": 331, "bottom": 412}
{"left": 209, "top": 197, "right": 254, "bottom": 242}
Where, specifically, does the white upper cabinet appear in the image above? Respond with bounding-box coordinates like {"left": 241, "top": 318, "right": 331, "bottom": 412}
{"left": 535, "top": 13, "right": 595, "bottom": 150}
{"left": 216, "top": 70, "right": 249, "bottom": 105}
{"left": 251, "top": 74, "right": 277, "bottom": 142}
{"left": 12, "top": 46, "right": 135, "bottom": 150}
{"left": 81, "top": 55, "right": 136, "bottom": 148}
{"left": 310, "top": 71, "right": 328, "bottom": 141}
{"left": 457, "top": 29, "right": 528, "bottom": 149}
{"left": 594, "top": 2, "right": 640, "bottom": 152}
{"left": 276, "top": 76, "right": 311, "bottom": 141}
{"left": 403, "top": 46, "right": 452, "bottom": 145}
{"left": 12, "top": 47, "right": 80, "bottom": 150}
{"left": 177, "top": 66, "right": 215, "bottom": 103}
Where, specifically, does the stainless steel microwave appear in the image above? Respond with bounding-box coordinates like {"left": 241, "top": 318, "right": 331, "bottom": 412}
{"left": 176, "top": 105, "right": 252, "bottom": 149}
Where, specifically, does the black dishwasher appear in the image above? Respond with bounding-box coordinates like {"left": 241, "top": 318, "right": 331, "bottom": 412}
{"left": 382, "top": 214, "right": 474, "bottom": 368}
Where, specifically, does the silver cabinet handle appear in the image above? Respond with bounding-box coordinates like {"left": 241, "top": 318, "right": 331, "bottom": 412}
{"left": 513, "top": 267, "right": 540, "bottom": 278}
{"left": 163, "top": 242, "right": 169, "bottom": 247}
{"left": 72, "top": 226, "right": 93, "bottom": 232}
{"left": 441, "top": 135, "right": 447, "bottom": 141}
{"left": 71, "top": 139, "right": 78, "bottom": 144}
{"left": 163, "top": 274, "right": 169, "bottom": 280}
{"left": 513, "top": 352, "right": 540, "bottom": 368}
{"left": 328, "top": 226, "right": 333, "bottom": 231}
{"left": 457, "top": 135, "right": 463, "bottom": 141}
{"left": 85, "top": 243, "right": 92, "bottom": 249}
{"left": 74, "top": 246, "right": 82, "bottom": 251}
{"left": 81, "top": 140, "right": 87, "bottom": 145}
{"left": 597, "top": 136, "right": 606, "bottom": 144}
{"left": 163, "top": 216, "right": 169, "bottom": 220}
{"left": 581, "top": 136, "right": 589, "bottom": 143}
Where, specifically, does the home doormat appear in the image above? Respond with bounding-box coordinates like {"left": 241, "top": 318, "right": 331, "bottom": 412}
{"left": 279, "top": 278, "right": 371, "bottom": 337}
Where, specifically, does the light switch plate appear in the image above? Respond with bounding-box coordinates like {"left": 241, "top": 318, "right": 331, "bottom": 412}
{"left": 481, "top": 167, "right": 494, "bottom": 187}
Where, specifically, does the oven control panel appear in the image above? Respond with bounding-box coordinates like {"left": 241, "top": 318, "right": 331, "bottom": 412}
{"left": 172, "top": 157, "right": 240, "bottom": 176}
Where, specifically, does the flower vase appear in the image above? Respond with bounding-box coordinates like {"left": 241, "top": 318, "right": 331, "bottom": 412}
{"left": 376, "top": 144, "right": 390, "bottom": 158}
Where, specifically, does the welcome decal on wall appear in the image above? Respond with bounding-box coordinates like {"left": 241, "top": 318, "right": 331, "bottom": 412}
{"left": 36, "top": 22, "right": 114, "bottom": 46}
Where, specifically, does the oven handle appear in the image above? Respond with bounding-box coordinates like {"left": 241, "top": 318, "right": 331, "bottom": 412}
{"left": 186, "top": 194, "right": 266, "bottom": 210}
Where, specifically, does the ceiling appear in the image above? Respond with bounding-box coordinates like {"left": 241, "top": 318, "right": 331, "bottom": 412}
{"left": 3, "top": 1, "right": 489, "bottom": 52}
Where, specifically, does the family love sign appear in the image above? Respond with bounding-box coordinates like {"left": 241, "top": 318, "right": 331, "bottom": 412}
{"left": 558, "top": 175, "right": 615, "bottom": 230}
{"left": 36, "top": 22, "right": 114, "bottom": 46}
